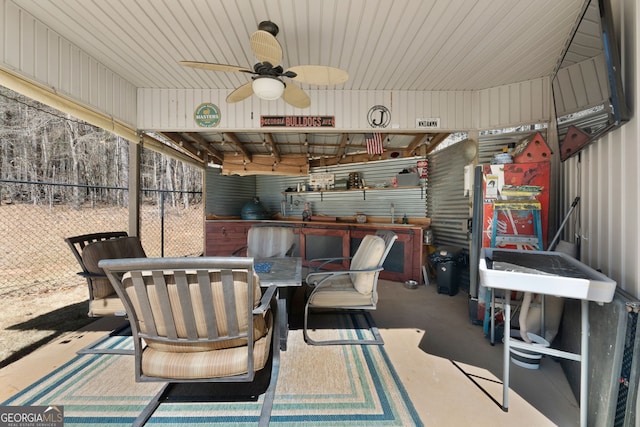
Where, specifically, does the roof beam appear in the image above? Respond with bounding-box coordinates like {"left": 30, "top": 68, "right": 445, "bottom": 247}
{"left": 264, "top": 133, "right": 281, "bottom": 163}
{"left": 184, "top": 132, "right": 224, "bottom": 164}
{"left": 223, "top": 132, "right": 252, "bottom": 162}
{"left": 335, "top": 133, "right": 349, "bottom": 163}
{"left": 424, "top": 133, "right": 450, "bottom": 155}
{"left": 159, "top": 132, "right": 206, "bottom": 163}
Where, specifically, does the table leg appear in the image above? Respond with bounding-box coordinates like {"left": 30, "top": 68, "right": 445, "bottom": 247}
{"left": 502, "top": 290, "right": 511, "bottom": 411}
{"left": 580, "top": 300, "right": 589, "bottom": 427}
{"left": 278, "top": 287, "right": 289, "bottom": 351}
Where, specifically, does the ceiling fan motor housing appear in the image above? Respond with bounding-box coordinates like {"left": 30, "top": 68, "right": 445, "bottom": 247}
{"left": 258, "top": 21, "right": 279, "bottom": 36}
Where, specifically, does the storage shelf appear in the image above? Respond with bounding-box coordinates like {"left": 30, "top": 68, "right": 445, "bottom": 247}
{"left": 283, "top": 186, "right": 423, "bottom": 201}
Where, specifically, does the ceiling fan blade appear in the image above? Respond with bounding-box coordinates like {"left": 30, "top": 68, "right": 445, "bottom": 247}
{"left": 226, "top": 82, "right": 254, "bottom": 103}
{"left": 179, "top": 61, "right": 252, "bottom": 73}
{"left": 288, "top": 65, "right": 349, "bottom": 85}
{"left": 282, "top": 83, "right": 311, "bottom": 109}
{"left": 250, "top": 30, "right": 283, "bottom": 65}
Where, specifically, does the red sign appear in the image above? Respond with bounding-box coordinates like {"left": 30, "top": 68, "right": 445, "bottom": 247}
{"left": 260, "top": 116, "right": 335, "bottom": 127}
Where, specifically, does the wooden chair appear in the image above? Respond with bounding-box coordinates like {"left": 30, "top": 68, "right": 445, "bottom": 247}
{"left": 304, "top": 231, "right": 397, "bottom": 345}
{"left": 99, "top": 256, "right": 279, "bottom": 427}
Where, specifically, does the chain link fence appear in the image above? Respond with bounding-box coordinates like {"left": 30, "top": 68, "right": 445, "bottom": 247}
{"left": 0, "top": 179, "right": 203, "bottom": 297}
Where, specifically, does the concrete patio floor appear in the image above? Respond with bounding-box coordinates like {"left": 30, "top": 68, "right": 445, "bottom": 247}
{"left": 0, "top": 279, "right": 578, "bottom": 426}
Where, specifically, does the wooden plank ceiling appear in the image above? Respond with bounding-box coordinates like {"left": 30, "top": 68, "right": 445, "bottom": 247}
{"left": 13, "top": 0, "right": 586, "bottom": 171}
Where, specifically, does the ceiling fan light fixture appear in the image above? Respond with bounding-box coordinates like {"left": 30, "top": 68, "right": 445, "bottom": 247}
{"left": 252, "top": 76, "right": 285, "bottom": 100}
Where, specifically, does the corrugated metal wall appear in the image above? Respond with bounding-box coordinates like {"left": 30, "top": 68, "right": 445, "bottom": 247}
{"left": 556, "top": 0, "right": 639, "bottom": 299}
{"left": 427, "top": 141, "right": 471, "bottom": 247}
{"left": 205, "top": 168, "right": 257, "bottom": 217}
{"left": 206, "top": 158, "right": 426, "bottom": 220}
{"left": 259, "top": 158, "right": 426, "bottom": 219}
{"left": 426, "top": 139, "right": 474, "bottom": 291}
{"left": 0, "top": 0, "right": 137, "bottom": 127}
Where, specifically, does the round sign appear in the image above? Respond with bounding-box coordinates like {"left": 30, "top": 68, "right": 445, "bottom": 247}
{"left": 367, "top": 105, "right": 391, "bottom": 128}
{"left": 194, "top": 103, "right": 221, "bottom": 128}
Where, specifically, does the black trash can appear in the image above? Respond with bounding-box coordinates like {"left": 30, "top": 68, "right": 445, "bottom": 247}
{"left": 429, "top": 246, "right": 466, "bottom": 296}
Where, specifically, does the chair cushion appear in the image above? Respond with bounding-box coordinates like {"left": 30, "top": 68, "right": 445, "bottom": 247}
{"left": 141, "top": 311, "right": 273, "bottom": 379}
{"left": 123, "top": 270, "right": 267, "bottom": 352}
{"left": 82, "top": 237, "right": 146, "bottom": 298}
{"left": 89, "top": 295, "right": 126, "bottom": 317}
{"left": 247, "top": 227, "right": 295, "bottom": 258}
{"left": 349, "top": 235, "right": 385, "bottom": 294}
{"left": 308, "top": 276, "right": 375, "bottom": 307}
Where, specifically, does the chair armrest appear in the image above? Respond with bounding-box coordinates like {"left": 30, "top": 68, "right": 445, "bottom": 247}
{"left": 254, "top": 285, "right": 278, "bottom": 315}
{"left": 77, "top": 271, "right": 106, "bottom": 279}
{"left": 231, "top": 245, "right": 248, "bottom": 256}
{"left": 306, "top": 266, "right": 383, "bottom": 287}
{"left": 307, "top": 256, "right": 352, "bottom": 272}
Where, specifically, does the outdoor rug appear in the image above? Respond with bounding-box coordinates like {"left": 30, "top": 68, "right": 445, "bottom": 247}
{"left": 3, "top": 313, "right": 423, "bottom": 426}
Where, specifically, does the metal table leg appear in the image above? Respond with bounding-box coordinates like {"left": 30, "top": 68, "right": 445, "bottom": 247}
{"left": 500, "top": 293, "right": 589, "bottom": 426}
{"left": 277, "top": 287, "right": 289, "bottom": 351}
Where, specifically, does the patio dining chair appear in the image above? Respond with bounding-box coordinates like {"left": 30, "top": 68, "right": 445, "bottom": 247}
{"left": 304, "top": 231, "right": 397, "bottom": 345}
{"left": 65, "top": 231, "right": 146, "bottom": 318}
{"left": 99, "top": 256, "right": 279, "bottom": 427}
{"left": 233, "top": 225, "right": 296, "bottom": 258}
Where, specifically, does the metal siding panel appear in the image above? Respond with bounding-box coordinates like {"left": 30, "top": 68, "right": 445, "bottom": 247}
{"left": 205, "top": 168, "right": 256, "bottom": 217}
{"left": 427, "top": 140, "right": 470, "bottom": 248}
{"left": 34, "top": 21, "right": 48, "bottom": 82}
{"left": 256, "top": 158, "right": 426, "bottom": 219}
{"left": 138, "top": 88, "right": 475, "bottom": 131}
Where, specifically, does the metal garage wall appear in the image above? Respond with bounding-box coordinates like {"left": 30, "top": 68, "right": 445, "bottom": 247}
{"left": 427, "top": 141, "right": 471, "bottom": 248}
{"left": 426, "top": 140, "right": 473, "bottom": 291}
{"left": 204, "top": 167, "right": 256, "bottom": 217}
{"left": 257, "top": 158, "right": 426, "bottom": 219}
{"left": 205, "top": 158, "right": 426, "bottom": 220}
{"left": 0, "top": 0, "right": 137, "bottom": 127}
{"left": 137, "top": 88, "right": 475, "bottom": 131}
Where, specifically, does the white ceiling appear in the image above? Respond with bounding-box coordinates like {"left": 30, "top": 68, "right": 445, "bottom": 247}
{"left": 14, "top": 0, "right": 585, "bottom": 92}
{"left": 10, "top": 0, "right": 587, "bottom": 168}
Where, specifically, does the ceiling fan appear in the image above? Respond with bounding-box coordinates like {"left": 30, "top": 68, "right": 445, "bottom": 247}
{"left": 179, "top": 21, "right": 348, "bottom": 109}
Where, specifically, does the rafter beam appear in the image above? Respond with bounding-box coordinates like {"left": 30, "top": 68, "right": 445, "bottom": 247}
{"left": 424, "top": 133, "right": 450, "bottom": 155}
{"left": 406, "top": 133, "right": 430, "bottom": 154}
{"left": 335, "top": 133, "right": 349, "bottom": 163}
{"left": 223, "top": 132, "right": 252, "bottom": 162}
{"left": 223, "top": 154, "right": 308, "bottom": 176}
{"left": 264, "top": 133, "right": 281, "bottom": 163}
{"left": 184, "top": 132, "right": 224, "bottom": 163}
{"left": 160, "top": 132, "right": 205, "bottom": 163}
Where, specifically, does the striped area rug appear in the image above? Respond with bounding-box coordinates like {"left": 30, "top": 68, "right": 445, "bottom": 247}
{"left": 3, "top": 313, "right": 422, "bottom": 426}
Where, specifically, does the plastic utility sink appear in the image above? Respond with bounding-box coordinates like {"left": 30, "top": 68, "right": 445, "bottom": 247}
{"left": 480, "top": 247, "right": 616, "bottom": 303}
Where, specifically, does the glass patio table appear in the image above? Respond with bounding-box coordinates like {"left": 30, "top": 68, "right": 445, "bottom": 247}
{"left": 255, "top": 257, "right": 302, "bottom": 351}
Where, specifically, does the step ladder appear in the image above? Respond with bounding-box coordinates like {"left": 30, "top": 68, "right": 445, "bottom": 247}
{"left": 490, "top": 200, "right": 543, "bottom": 249}
{"left": 485, "top": 199, "right": 544, "bottom": 343}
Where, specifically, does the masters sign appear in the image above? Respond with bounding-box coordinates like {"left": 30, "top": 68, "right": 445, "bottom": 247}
{"left": 194, "top": 103, "right": 221, "bottom": 128}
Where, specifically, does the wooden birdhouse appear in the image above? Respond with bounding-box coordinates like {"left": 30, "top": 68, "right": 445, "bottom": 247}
{"left": 512, "top": 132, "right": 552, "bottom": 163}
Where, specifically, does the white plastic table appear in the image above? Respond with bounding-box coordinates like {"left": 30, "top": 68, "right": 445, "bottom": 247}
{"left": 479, "top": 248, "right": 616, "bottom": 427}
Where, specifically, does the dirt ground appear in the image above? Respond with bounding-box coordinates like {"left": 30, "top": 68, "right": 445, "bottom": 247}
{"left": 0, "top": 284, "right": 93, "bottom": 369}
{"left": 0, "top": 202, "right": 203, "bottom": 369}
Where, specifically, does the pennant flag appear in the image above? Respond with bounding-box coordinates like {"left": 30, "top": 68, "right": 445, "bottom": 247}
{"left": 365, "top": 133, "right": 384, "bottom": 155}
